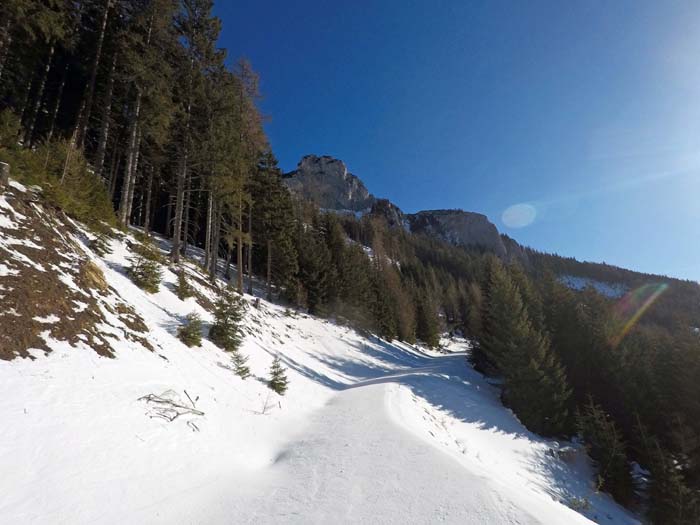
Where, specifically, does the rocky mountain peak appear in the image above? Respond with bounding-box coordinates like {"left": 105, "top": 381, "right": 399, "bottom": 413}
{"left": 284, "top": 155, "right": 375, "bottom": 212}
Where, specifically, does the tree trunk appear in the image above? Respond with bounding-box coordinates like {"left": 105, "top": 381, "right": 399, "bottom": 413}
{"left": 124, "top": 126, "right": 142, "bottom": 222}
{"left": 267, "top": 239, "right": 272, "bottom": 301}
{"left": 76, "top": 0, "right": 110, "bottom": 147}
{"left": 25, "top": 43, "right": 55, "bottom": 146}
{"left": 0, "top": 32, "right": 12, "bottom": 83}
{"left": 247, "top": 201, "right": 253, "bottom": 295}
{"left": 118, "top": 91, "right": 141, "bottom": 225}
{"left": 209, "top": 203, "right": 221, "bottom": 282}
{"left": 204, "top": 190, "right": 213, "bottom": 270}
{"left": 94, "top": 51, "right": 117, "bottom": 179}
{"left": 143, "top": 165, "right": 154, "bottom": 234}
{"left": 182, "top": 174, "right": 191, "bottom": 256}
{"left": 165, "top": 194, "right": 174, "bottom": 237}
{"left": 171, "top": 55, "right": 194, "bottom": 263}
{"left": 108, "top": 137, "right": 121, "bottom": 199}
{"left": 237, "top": 193, "right": 244, "bottom": 293}
{"left": 45, "top": 62, "right": 68, "bottom": 145}
{"left": 18, "top": 76, "right": 34, "bottom": 125}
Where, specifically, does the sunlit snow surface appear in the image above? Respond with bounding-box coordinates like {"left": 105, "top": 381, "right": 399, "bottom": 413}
{"left": 0, "top": 187, "right": 639, "bottom": 524}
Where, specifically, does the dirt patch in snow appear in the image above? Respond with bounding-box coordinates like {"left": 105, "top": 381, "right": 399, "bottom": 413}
{"left": 0, "top": 185, "right": 151, "bottom": 360}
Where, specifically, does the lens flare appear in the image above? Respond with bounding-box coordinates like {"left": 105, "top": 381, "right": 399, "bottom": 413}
{"left": 609, "top": 283, "right": 668, "bottom": 348}
{"left": 502, "top": 203, "right": 537, "bottom": 228}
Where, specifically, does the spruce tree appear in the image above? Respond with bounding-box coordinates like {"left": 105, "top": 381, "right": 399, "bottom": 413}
{"left": 127, "top": 254, "right": 162, "bottom": 293}
{"left": 267, "top": 355, "right": 288, "bottom": 395}
{"left": 576, "top": 397, "right": 634, "bottom": 505}
{"left": 209, "top": 288, "right": 245, "bottom": 351}
{"left": 177, "top": 312, "right": 202, "bottom": 347}
{"left": 416, "top": 295, "right": 440, "bottom": 348}
{"left": 232, "top": 349, "right": 251, "bottom": 379}
{"left": 175, "top": 268, "right": 194, "bottom": 300}
{"left": 480, "top": 258, "right": 571, "bottom": 435}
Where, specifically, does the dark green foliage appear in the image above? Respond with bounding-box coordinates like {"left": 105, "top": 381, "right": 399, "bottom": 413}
{"left": 127, "top": 254, "right": 162, "bottom": 293}
{"left": 267, "top": 356, "right": 288, "bottom": 395}
{"left": 209, "top": 288, "right": 245, "bottom": 352}
{"left": 415, "top": 296, "right": 440, "bottom": 348}
{"left": 0, "top": 127, "right": 116, "bottom": 228}
{"left": 175, "top": 269, "right": 194, "bottom": 300}
{"left": 479, "top": 258, "right": 571, "bottom": 435}
{"left": 576, "top": 398, "right": 634, "bottom": 505}
{"left": 232, "top": 349, "right": 251, "bottom": 379}
{"left": 634, "top": 418, "right": 699, "bottom": 525}
{"left": 297, "top": 226, "right": 334, "bottom": 315}
{"left": 177, "top": 312, "right": 202, "bottom": 347}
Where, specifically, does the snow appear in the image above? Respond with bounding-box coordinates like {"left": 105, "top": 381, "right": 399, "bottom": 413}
{"left": 0, "top": 189, "right": 640, "bottom": 524}
{"left": 560, "top": 275, "right": 628, "bottom": 298}
{"left": 32, "top": 314, "right": 60, "bottom": 324}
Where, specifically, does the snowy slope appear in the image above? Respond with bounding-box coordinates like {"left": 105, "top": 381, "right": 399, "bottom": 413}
{"left": 560, "top": 275, "right": 628, "bottom": 299}
{"left": 0, "top": 182, "right": 639, "bottom": 524}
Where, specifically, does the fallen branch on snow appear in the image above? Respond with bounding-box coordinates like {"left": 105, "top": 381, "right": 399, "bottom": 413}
{"left": 138, "top": 389, "right": 204, "bottom": 422}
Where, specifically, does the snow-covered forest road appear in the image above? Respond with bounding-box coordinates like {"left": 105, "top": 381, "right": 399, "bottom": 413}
{"left": 224, "top": 354, "right": 561, "bottom": 524}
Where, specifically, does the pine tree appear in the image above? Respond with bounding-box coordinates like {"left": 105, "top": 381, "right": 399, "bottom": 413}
{"left": 576, "top": 397, "right": 634, "bottom": 505}
{"left": 416, "top": 295, "right": 440, "bottom": 348}
{"left": 267, "top": 355, "right": 288, "bottom": 395}
{"left": 208, "top": 287, "right": 245, "bottom": 351}
{"left": 480, "top": 258, "right": 571, "bottom": 435}
{"left": 177, "top": 312, "right": 202, "bottom": 347}
{"left": 127, "top": 254, "right": 162, "bottom": 293}
{"left": 231, "top": 349, "right": 251, "bottom": 379}
{"left": 638, "top": 418, "right": 699, "bottom": 525}
{"left": 175, "top": 268, "right": 194, "bottom": 300}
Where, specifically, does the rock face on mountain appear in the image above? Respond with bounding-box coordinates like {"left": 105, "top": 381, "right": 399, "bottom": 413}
{"left": 370, "top": 199, "right": 406, "bottom": 229}
{"left": 407, "top": 210, "right": 507, "bottom": 257}
{"left": 284, "top": 155, "right": 375, "bottom": 212}
{"left": 285, "top": 155, "right": 516, "bottom": 258}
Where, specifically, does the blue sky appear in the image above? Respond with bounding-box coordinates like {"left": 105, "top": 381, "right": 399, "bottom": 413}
{"left": 214, "top": 1, "right": 700, "bottom": 281}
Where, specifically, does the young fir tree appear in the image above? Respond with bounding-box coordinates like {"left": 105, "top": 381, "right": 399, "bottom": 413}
{"left": 576, "top": 397, "right": 634, "bottom": 505}
{"left": 127, "top": 254, "right": 162, "bottom": 293}
{"left": 175, "top": 268, "right": 194, "bottom": 300}
{"left": 208, "top": 287, "right": 245, "bottom": 351}
{"left": 232, "top": 349, "right": 251, "bottom": 379}
{"left": 267, "top": 355, "right": 288, "bottom": 395}
{"left": 177, "top": 312, "right": 202, "bottom": 347}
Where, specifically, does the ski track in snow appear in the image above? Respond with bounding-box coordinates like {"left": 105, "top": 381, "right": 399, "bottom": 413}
{"left": 0, "top": 192, "right": 640, "bottom": 524}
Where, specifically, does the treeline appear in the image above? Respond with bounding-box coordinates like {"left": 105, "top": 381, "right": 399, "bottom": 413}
{"left": 1, "top": 0, "right": 267, "bottom": 288}
{"left": 470, "top": 256, "right": 700, "bottom": 523}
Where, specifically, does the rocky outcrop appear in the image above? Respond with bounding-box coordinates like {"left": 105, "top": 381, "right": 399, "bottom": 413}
{"left": 407, "top": 210, "right": 507, "bottom": 256}
{"left": 283, "top": 155, "right": 375, "bottom": 212}
{"left": 285, "top": 155, "right": 528, "bottom": 260}
{"left": 370, "top": 198, "right": 406, "bottom": 229}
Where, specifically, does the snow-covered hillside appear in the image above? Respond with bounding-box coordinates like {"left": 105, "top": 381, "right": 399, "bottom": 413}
{"left": 560, "top": 275, "right": 628, "bottom": 299}
{"left": 0, "top": 181, "right": 639, "bottom": 524}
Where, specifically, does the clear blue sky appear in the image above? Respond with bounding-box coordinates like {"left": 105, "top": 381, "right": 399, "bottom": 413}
{"left": 214, "top": 1, "right": 700, "bottom": 282}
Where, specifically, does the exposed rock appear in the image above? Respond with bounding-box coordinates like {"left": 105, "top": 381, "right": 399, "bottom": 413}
{"left": 285, "top": 154, "right": 531, "bottom": 260}
{"left": 370, "top": 198, "right": 406, "bottom": 228}
{"left": 407, "top": 209, "right": 507, "bottom": 256}
{"left": 283, "top": 155, "right": 375, "bottom": 212}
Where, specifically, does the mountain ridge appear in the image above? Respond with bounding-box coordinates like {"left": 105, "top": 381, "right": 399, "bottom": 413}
{"left": 284, "top": 154, "right": 512, "bottom": 257}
